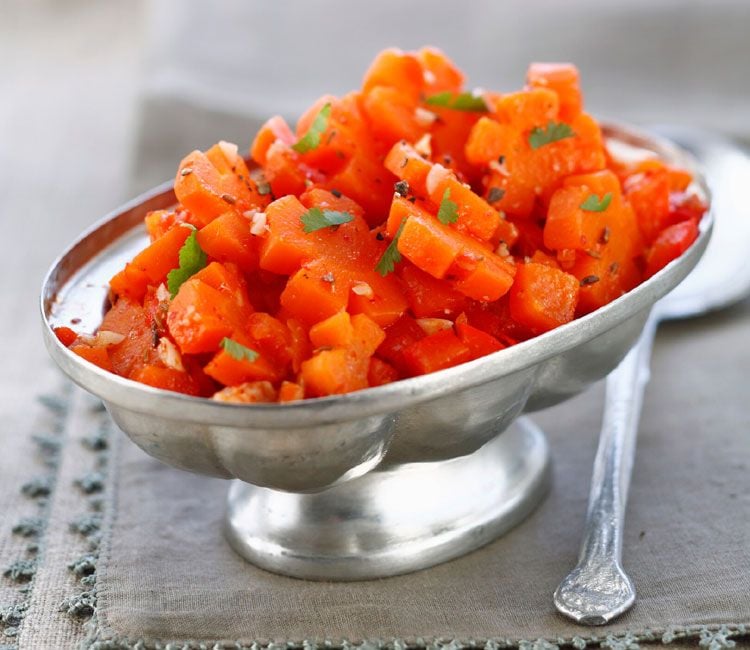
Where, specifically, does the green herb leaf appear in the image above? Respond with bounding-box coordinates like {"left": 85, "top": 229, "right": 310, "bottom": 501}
{"left": 528, "top": 121, "right": 576, "bottom": 150}
{"left": 300, "top": 207, "right": 354, "bottom": 233}
{"left": 580, "top": 192, "right": 613, "bottom": 212}
{"left": 375, "top": 219, "right": 407, "bottom": 276}
{"left": 425, "top": 91, "right": 488, "bottom": 112}
{"left": 436, "top": 188, "right": 459, "bottom": 225}
{"left": 166, "top": 230, "right": 207, "bottom": 297}
{"left": 292, "top": 103, "right": 332, "bottom": 153}
{"left": 220, "top": 337, "right": 259, "bottom": 362}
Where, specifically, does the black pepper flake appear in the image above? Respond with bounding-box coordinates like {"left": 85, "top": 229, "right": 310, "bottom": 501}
{"left": 326, "top": 129, "right": 337, "bottom": 145}
{"left": 394, "top": 180, "right": 409, "bottom": 197}
{"left": 599, "top": 226, "right": 611, "bottom": 244}
{"left": 580, "top": 275, "right": 600, "bottom": 286}
{"left": 180, "top": 167, "right": 193, "bottom": 176}
{"left": 321, "top": 272, "right": 335, "bottom": 283}
{"left": 407, "top": 196, "right": 417, "bottom": 203}
{"left": 376, "top": 232, "right": 385, "bottom": 241}
{"left": 487, "top": 187, "right": 505, "bottom": 204}
{"left": 330, "top": 188, "right": 342, "bottom": 198}
{"left": 400, "top": 158, "right": 409, "bottom": 169}
{"left": 609, "top": 261, "right": 620, "bottom": 275}
{"left": 221, "top": 193, "right": 236, "bottom": 205}
{"left": 442, "top": 154, "right": 453, "bottom": 165}
{"left": 151, "top": 322, "right": 159, "bottom": 347}
{"left": 498, "top": 155, "right": 506, "bottom": 165}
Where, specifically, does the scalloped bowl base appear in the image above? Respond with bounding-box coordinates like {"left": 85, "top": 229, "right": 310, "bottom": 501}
{"left": 224, "top": 417, "right": 550, "bottom": 580}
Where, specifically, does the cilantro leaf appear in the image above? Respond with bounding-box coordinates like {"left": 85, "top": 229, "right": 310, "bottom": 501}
{"left": 528, "top": 121, "right": 576, "bottom": 150}
{"left": 300, "top": 207, "right": 354, "bottom": 233}
{"left": 166, "top": 230, "right": 207, "bottom": 297}
{"left": 580, "top": 192, "right": 613, "bottom": 212}
{"left": 436, "top": 188, "right": 459, "bottom": 224}
{"left": 220, "top": 337, "right": 259, "bottom": 362}
{"left": 292, "top": 103, "right": 331, "bottom": 153}
{"left": 425, "top": 91, "right": 488, "bottom": 112}
{"left": 375, "top": 219, "right": 407, "bottom": 276}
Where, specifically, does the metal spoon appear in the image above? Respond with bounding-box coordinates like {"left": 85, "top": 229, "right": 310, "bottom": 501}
{"left": 554, "top": 128, "right": 750, "bottom": 625}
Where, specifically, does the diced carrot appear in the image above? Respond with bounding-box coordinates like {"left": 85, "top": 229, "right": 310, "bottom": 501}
{"left": 144, "top": 209, "right": 191, "bottom": 242}
{"left": 494, "top": 88, "right": 559, "bottom": 130}
{"left": 384, "top": 140, "right": 434, "bottom": 196}
{"left": 465, "top": 117, "right": 515, "bottom": 166}
{"left": 323, "top": 150, "right": 395, "bottom": 226}
{"left": 166, "top": 279, "right": 239, "bottom": 355}
{"left": 453, "top": 256, "right": 515, "bottom": 302}
{"left": 417, "top": 47, "right": 464, "bottom": 94}
{"left": 362, "top": 48, "right": 424, "bottom": 100}
{"left": 174, "top": 147, "right": 268, "bottom": 228}
{"left": 197, "top": 212, "right": 258, "bottom": 273}
{"left": 402, "top": 328, "right": 471, "bottom": 375}
{"left": 280, "top": 264, "right": 351, "bottom": 327}
{"left": 204, "top": 347, "right": 282, "bottom": 386}
{"left": 424, "top": 166, "right": 501, "bottom": 242}
{"left": 131, "top": 365, "right": 201, "bottom": 396}
{"left": 70, "top": 344, "right": 113, "bottom": 371}
{"left": 509, "top": 262, "right": 579, "bottom": 334}
{"left": 192, "top": 262, "right": 253, "bottom": 314}
{"left": 294, "top": 94, "right": 365, "bottom": 174}
{"left": 251, "top": 115, "right": 296, "bottom": 167}
{"left": 397, "top": 213, "right": 461, "bottom": 278}
{"left": 259, "top": 195, "right": 318, "bottom": 274}
{"left": 110, "top": 225, "right": 191, "bottom": 300}
{"left": 278, "top": 380, "right": 305, "bottom": 402}
{"left": 301, "top": 348, "right": 360, "bottom": 396}
{"left": 309, "top": 311, "right": 354, "bottom": 349}
{"left": 526, "top": 63, "right": 582, "bottom": 121}
{"left": 363, "top": 85, "right": 423, "bottom": 146}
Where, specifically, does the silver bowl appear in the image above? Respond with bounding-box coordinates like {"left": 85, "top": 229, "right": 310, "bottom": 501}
{"left": 41, "top": 123, "right": 711, "bottom": 580}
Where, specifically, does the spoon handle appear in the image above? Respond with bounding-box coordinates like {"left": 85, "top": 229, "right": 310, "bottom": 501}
{"left": 554, "top": 313, "right": 659, "bottom": 624}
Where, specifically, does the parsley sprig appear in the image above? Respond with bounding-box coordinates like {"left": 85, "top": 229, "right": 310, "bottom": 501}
{"left": 166, "top": 230, "right": 207, "bottom": 297}
{"left": 292, "top": 103, "right": 332, "bottom": 153}
{"left": 528, "top": 121, "right": 576, "bottom": 150}
{"left": 300, "top": 208, "right": 354, "bottom": 233}
{"left": 375, "top": 219, "right": 407, "bottom": 276}
{"left": 220, "top": 337, "right": 259, "bottom": 362}
{"left": 436, "top": 188, "right": 459, "bottom": 225}
{"left": 580, "top": 192, "right": 613, "bottom": 212}
{"left": 425, "top": 91, "right": 489, "bottom": 112}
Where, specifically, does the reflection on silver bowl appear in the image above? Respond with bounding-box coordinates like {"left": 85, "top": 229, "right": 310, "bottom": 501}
{"left": 41, "top": 123, "right": 710, "bottom": 580}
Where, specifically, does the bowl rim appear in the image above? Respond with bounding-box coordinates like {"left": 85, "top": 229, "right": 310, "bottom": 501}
{"left": 40, "top": 121, "right": 713, "bottom": 427}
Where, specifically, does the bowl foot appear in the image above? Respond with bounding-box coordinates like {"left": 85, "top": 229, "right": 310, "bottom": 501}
{"left": 224, "top": 417, "right": 551, "bottom": 580}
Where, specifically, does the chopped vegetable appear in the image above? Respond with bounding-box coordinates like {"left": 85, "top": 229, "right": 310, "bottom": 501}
{"left": 58, "top": 48, "right": 706, "bottom": 401}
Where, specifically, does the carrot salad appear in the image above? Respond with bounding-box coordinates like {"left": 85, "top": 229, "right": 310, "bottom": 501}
{"left": 55, "top": 48, "right": 706, "bottom": 402}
